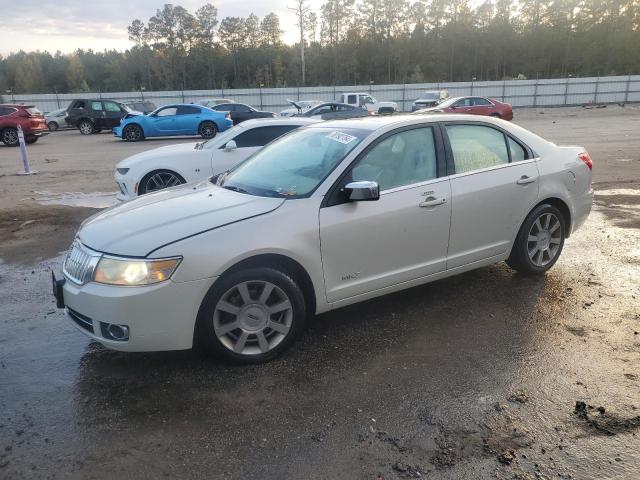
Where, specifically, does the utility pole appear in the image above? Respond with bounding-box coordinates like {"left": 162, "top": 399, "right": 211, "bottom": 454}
{"left": 289, "top": 0, "right": 310, "bottom": 86}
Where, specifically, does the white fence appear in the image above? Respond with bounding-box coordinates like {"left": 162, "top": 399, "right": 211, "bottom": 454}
{"left": 3, "top": 75, "right": 640, "bottom": 114}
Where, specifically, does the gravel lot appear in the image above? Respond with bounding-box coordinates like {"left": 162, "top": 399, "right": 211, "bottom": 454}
{"left": 0, "top": 106, "right": 639, "bottom": 479}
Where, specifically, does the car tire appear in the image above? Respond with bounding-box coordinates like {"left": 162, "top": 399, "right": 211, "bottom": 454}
{"left": 25, "top": 136, "right": 38, "bottom": 145}
{"left": 490, "top": 113, "right": 502, "bottom": 118}
{"left": 507, "top": 204, "right": 566, "bottom": 275}
{"left": 78, "top": 119, "right": 94, "bottom": 135}
{"left": 123, "top": 124, "right": 144, "bottom": 142}
{"left": 198, "top": 121, "right": 217, "bottom": 139}
{"left": 137, "top": 169, "right": 185, "bottom": 195}
{"left": 47, "top": 121, "right": 59, "bottom": 131}
{"left": 1, "top": 128, "right": 19, "bottom": 146}
{"left": 196, "top": 267, "right": 307, "bottom": 364}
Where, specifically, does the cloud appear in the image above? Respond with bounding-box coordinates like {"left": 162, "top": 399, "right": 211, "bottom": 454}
{"left": 0, "top": 0, "right": 326, "bottom": 55}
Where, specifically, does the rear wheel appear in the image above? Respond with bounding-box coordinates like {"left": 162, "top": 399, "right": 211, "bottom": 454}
{"left": 507, "top": 204, "right": 565, "bottom": 275}
{"left": 138, "top": 169, "right": 185, "bottom": 195}
{"left": 25, "top": 136, "right": 38, "bottom": 145}
{"left": 78, "top": 119, "right": 94, "bottom": 135}
{"left": 47, "top": 121, "right": 59, "bottom": 131}
{"left": 1, "top": 128, "right": 19, "bottom": 146}
{"left": 198, "top": 121, "right": 217, "bottom": 139}
{"left": 123, "top": 124, "right": 144, "bottom": 142}
{"left": 197, "top": 267, "right": 307, "bottom": 364}
{"left": 490, "top": 113, "right": 502, "bottom": 118}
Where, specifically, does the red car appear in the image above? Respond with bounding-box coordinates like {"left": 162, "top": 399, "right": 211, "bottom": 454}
{"left": 415, "top": 96, "right": 513, "bottom": 121}
{"left": 0, "top": 104, "right": 49, "bottom": 146}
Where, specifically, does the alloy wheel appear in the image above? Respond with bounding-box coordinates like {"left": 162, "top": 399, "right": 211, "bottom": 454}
{"left": 199, "top": 122, "right": 216, "bottom": 139}
{"left": 79, "top": 121, "right": 93, "bottom": 135}
{"left": 143, "top": 171, "right": 182, "bottom": 192}
{"left": 213, "top": 280, "right": 293, "bottom": 356}
{"left": 2, "top": 129, "right": 18, "bottom": 145}
{"left": 527, "top": 212, "right": 562, "bottom": 267}
{"left": 124, "top": 126, "right": 142, "bottom": 141}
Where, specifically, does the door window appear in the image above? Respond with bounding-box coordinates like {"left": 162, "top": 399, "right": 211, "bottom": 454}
{"left": 446, "top": 124, "right": 509, "bottom": 174}
{"left": 103, "top": 101, "right": 121, "bottom": 112}
{"left": 472, "top": 97, "right": 492, "bottom": 106}
{"left": 508, "top": 137, "right": 529, "bottom": 162}
{"left": 72, "top": 100, "right": 86, "bottom": 109}
{"left": 350, "top": 127, "right": 438, "bottom": 191}
{"left": 453, "top": 98, "right": 473, "bottom": 107}
{"left": 177, "top": 106, "right": 200, "bottom": 115}
{"left": 347, "top": 95, "right": 357, "bottom": 104}
{"left": 91, "top": 101, "right": 103, "bottom": 111}
{"left": 156, "top": 107, "right": 178, "bottom": 117}
{"left": 232, "top": 125, "right": 299, "bottom": 148}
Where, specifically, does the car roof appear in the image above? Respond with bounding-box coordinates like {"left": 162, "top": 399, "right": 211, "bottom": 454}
{"left": 236, "top": 117, "right": 320, "bottom": 128}
{"left": 306, "top": 113, "right": 499, "bottom": 132}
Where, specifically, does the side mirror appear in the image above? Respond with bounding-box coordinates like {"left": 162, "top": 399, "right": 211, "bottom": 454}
{"left": 224, "top": 140, "right": 237, "bottom": 152}
{"left": 344, "top": 181, "right": 379, "bottom": 202}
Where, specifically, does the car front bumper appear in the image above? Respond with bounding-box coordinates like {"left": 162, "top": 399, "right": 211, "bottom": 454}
{"left": 112, "top": 125, "right": 123, "bottom": 138}
{"left": 56, "top": 273, "right": 215, "bottom": 352}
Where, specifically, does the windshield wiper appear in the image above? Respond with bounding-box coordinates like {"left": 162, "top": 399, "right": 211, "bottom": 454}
{"left": 222, "top": 185, "right": 250, "bottom": 194}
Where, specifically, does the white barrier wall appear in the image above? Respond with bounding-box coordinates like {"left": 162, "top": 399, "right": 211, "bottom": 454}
{"left": 3, "top": 76, "right": 640, "bottom": 114}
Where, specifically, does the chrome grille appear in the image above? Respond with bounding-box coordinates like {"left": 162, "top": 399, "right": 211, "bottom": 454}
{"left": 63, "top": 241, "right": 100, "bottom": 285}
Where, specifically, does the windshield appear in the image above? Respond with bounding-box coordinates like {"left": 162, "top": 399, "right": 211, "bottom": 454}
{"left": 435, "top": 97, "right": 461, "bottom": 108}
{"left": 219, "top": 127, "right": 368, "bottom": 198}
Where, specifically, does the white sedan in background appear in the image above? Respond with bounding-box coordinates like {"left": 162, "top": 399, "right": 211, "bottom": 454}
{"left": 114, "top": 117, "right": 319, "bottom": 200}
{"left": 56, "top": 114, "right": 593, "bottom": 364}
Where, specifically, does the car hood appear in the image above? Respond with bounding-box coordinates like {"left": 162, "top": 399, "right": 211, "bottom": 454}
{"left": 117, "top": 142, "right": 201, "bottom": 168}
{"left": 78, "top": 181, "right": 285, "bottom": 257}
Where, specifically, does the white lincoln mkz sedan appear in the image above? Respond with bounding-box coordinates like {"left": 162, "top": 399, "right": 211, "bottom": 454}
{"left": 53, "top": 115, "right": 593, "bottom": 363}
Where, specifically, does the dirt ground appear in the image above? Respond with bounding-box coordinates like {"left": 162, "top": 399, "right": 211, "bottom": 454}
{"left": 0, "top": 106, "right": 639, "bottom": 479}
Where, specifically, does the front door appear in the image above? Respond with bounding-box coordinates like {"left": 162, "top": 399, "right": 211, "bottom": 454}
{"left": 320, "top": 126, "right": 451, "bottom": 303}
{"left": 444, "top": 123, "right": 540, "bottom": 268}
{"left": 150, "top": 106, "right": 180, "bottom": 135}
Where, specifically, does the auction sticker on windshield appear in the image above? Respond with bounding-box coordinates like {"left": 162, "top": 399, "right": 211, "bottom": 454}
{"left": 326, "top": 131, "right": 357, "bottom": 144}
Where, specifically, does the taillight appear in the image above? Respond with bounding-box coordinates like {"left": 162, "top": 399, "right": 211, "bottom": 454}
{"left": 578, "top": 152, "right": 593, "bottom": 170}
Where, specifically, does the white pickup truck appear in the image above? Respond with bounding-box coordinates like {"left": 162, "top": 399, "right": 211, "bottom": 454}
{"left": 340, "top": 92, "right": 398, "bottom": 115}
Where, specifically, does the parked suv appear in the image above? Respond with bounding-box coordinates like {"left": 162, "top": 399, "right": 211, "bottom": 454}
{"left": 65, "top": 99, "right": 130, "bottom": 134}
{"left": 0, "top": 104, "right": 48, "bottom": 146}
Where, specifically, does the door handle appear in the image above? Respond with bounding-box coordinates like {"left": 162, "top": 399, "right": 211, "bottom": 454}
{"left": 419, "top": 197, "right": 447, "bottom": 208}
{"left": 516, "top": 175, "right": 537, "bottom": 185}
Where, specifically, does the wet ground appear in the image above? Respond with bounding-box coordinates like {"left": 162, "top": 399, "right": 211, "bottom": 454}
{"left": 1, "top": 107, "right": 639, "bottom": 479}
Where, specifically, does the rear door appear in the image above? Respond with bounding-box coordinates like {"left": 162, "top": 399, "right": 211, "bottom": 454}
{"left": 444, "top": 122, "right": 539, "bottom": 268}
{"left": 176, "top": 105, "right": 202, "bottom": 134}
{"left": 469, "top": 97, "right": 493, "bottom": 116}
{"left": 212, "top": 125, "right": 299, "bottom": 174}
{"left": 89, "top": 101, "right": 105, "bottom": 128}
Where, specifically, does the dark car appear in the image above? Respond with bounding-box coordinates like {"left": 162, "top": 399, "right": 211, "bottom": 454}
{"left": 414, "top": 96, "right": 514, "bottom": 121}
{"left": 122, "top": 101, "right": 156, "bottom": 114}
{"left": 411, "top": 90, "right": 449, "bottom": 111}
{"left": 0, "top": 104, "right": 48, "bottom": 146}
{"left": 65, "top": 99, "right": 131, "bottom": 134}
{"left": 209, "top": 103, "right": 275, "bottom": 125}
{"left": 298, "top": 102, "right": 370, "bottom": 120}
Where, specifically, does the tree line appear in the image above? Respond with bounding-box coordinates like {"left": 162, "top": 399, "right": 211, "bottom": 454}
{"left": 1, "top": 0, "right": 639, "bottom": 95}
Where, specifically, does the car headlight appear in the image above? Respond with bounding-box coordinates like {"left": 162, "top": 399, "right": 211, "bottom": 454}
{"left": 116, "top": 167, "right": 130, "bottom": 175}
{"left": 93, "top": 257, "right": 181, "bottom": 286}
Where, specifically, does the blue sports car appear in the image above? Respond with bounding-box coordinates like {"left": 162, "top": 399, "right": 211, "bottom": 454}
{"left": 113, "top": 104, "right": 233, "bottom": 142}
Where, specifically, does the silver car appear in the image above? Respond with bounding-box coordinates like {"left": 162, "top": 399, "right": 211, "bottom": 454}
{"left": 45, "top": 108, "right": 68, "bottom": 131}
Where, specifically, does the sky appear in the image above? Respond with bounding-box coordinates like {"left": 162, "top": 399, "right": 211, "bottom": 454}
{"left": 0, "top": 0, "right": 325, "bottom": 56}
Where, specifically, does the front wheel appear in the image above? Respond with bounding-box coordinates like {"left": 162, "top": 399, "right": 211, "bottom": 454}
{"left": 123, "top": 124, "right": 144, "bottom": 142}
{"left": 197, "top": 267, "right": 307, "bottom": 364}
{"left": 78, "top": 119, "right": 94, "bottom": 135}
{"left": 507, "top": 204, "right": 566, "bottom": 275}
{"left": 137, "top": 169, "right": 185, "bottom": 195}
{"left": 198, "top": 121, "right": 217, "bottom": 139}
